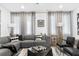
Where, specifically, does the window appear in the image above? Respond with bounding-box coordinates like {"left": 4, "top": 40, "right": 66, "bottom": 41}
{"left": 50, "top": 12, "right": 71, "bottom": 36}
{"left": 11, "top": 14, "right": 21, "bottom": 34}
{"left": 26, "top": 13, "right": 32, "bottom": 35}
{"left": 62, "top": 13, "right": 71, "bottom": 35}
{"left": 50, "top": 13, "right": 56, "bottom": 35}
{"left": 11, "top": 13, "right": 32, "bottom": 35}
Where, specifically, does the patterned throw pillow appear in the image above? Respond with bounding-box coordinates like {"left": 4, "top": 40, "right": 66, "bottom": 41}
{"left": 0, "top": 44, "right": 2, "bottom": 48}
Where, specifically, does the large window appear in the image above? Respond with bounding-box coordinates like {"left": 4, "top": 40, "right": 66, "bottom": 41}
{"left": 11, "top": 13, "right": 32, "bottom": 35}
{"left": 62, "top": 12, "right": 71, "bottom": 35}
{"left": 50, "top": 13, "right": 56, "bottom": 35}
{"left": 11, "top": 14, "right": 21, "bottom": 35}
{"left": 25, "top": 13, "right": 32, "bottom": 35}
{"left": 50, "top": 12, "right": 71, "bottom": 36}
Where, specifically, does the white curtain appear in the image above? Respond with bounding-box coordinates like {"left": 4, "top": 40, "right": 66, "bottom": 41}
{"left": 62, "top": 13, "right": 71, "bottom": 36}
{"left": 50, "top": 12, "right": 71, "bottom": 36}
{"left": 24, "top": 13, "right": 32, "bottom": 35}
{"left": 11, "top": 13, "right": 32, "bottom": 35}
{"left": 50, "top": 13, "right": 57, "bottom": 35}
{"left": 11, "top": 14, "right": 21, "bottom": 34}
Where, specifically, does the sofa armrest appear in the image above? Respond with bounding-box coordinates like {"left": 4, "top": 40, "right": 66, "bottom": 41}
{"left": 2, "top": 41, "right": 20, "bottom": 53}
{"left": 63, "top": 47, "right": 79, "bottom": 56}
{"left": 1, "top": 44, "right": 17, "bottom": 53}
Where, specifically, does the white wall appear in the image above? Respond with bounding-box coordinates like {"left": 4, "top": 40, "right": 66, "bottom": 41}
{"left": 0, "top": 5, "right": 10, "bottom": 37}
{"left": 72, "top": 8, "right": 79, "bottom": 40}
{"left": 35, "top": 12, "right": 48, "bottom": 35}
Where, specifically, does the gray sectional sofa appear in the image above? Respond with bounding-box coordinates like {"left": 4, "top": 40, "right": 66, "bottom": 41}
{"left": 0, "top": 37, "right": 13, "bottom": 56}
{"left": 0, "top": 35, "right": 51, "bottom": 56}
{"left": 20, "top": 35, "right": 51, "bottom": 48}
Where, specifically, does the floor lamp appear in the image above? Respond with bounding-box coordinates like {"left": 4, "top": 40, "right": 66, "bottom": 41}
{"left": 57, "top": 22, "right": 63, "bottom": 44}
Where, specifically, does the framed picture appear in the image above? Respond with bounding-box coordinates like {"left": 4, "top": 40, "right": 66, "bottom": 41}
{"left": 37, "top": 20, "right": 44, "bottom": 27}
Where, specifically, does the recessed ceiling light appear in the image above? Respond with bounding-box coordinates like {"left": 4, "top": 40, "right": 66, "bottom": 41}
{"left": 59, "top": 4, "right": 63, "bottom": 9}
{"left": 21, "top": 5, "right": 25, "bottom": 9}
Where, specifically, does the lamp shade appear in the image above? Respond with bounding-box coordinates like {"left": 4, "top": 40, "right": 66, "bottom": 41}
{"left": 57, "top": 22, "right": 62, "bottom": 27}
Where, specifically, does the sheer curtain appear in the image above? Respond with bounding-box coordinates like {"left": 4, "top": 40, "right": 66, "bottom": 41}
{"left": 11, "top": 14, "right": 21, "bottom": 35}
{"left": 11, "top": 13, "right": 32, "bottom": 35}
{"left": 62, "top": 12, "right": 71, "bottom": 39}
{"left": 24, "top": 13, "right": 32, "bottom": 35}
{"left": 50, "top": 13, "right": 57, "bottom": 35}
{"left": 50, "top": 12, "right": 71, "bottom": 37}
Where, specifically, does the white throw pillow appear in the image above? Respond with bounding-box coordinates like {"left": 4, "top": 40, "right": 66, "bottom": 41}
{"left": 36, "top": 38, "right": 42, "bottom": 41}
{"left": 11, "top": 39, "right": 19, "bottom": 42}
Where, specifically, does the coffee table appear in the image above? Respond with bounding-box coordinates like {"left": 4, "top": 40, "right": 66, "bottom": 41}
{"left": 28, "top": 46, "right": 53, "bottom": 56}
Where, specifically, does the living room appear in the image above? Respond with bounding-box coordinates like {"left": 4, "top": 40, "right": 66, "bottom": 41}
{"left": 0, "top": 1, "right": 79, "bottom": 56}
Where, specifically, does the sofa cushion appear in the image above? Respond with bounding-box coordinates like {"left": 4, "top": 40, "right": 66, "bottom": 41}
{"left": 35, "top": 38, "right": 42, "bottom": 41}
{"left": 21, "top": 40, "right": 35, "bottom": 43}
{"left": 23, "top": 35, "right": 36, "bottom": 40}
{"left": 35, "top": 40, "right": 46, "bottom": 43}
{"left": 20, "top": 40, "right": 35, "bottom": 48}
{"left": 41, "top": 35, "right": 46, "bottom": 40}
{"left": 18, "top": 35, "right": 23, "bottom": 41}
{"left": 66, "top": 37, "right": 75, "bottom": 47}
{"left": 34, "top": 40, "right": 47, "bottom": 46}
{"left": 41, "top": 35, "right": 50, "bottom": 42}
{"left": 0, "top": 36, "right": 11, "bottom": 44}
{"left": 0, "top": 48, "right": 13, "bottom": 56}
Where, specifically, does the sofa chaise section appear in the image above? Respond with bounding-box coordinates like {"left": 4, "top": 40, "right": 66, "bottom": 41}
{"left": 0, "top": 48, "right": 13, "bottom": 56}
{"left": 0, "top": 36, "right": 14, "bottom": 56}
{"left": 0, "top": 36, "right": 21, "bottom": 56}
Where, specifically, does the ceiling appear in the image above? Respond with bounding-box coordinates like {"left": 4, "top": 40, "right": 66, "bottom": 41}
{"left": 0, "top": 3, "right": 79, "bottom": 12}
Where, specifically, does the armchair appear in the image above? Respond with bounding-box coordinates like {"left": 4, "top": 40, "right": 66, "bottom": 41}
{"left": 63, "top": 40, "right": 79, "bottom": 56}
{"left": 57, "top": 37, "right": 75, "bottom": 55}
{"left": 57, "top": 37, "right": 75, "bottom": 47}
